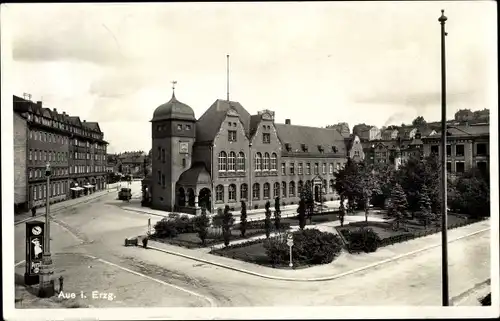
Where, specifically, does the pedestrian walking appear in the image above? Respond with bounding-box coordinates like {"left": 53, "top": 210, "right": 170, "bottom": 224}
{"left": 31, "top": 206, "right": 36, "bottom": 217}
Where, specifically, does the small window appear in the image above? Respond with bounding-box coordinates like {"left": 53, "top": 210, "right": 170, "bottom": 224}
{"left": 185, "top": 125, "right": 191, "bottom": 130}
{"left": 263, "top": 133, "right": 271, "bottom": 144}
{"left": 228, "top": 130, "right": 237, "bottom": 142}
{"left": 182, "top": 158, "right": 186, "bottom": 168}
{"left": 456, "top": 162, "right": 465, "bottom": 173}
{"left": 177, "top": 124, "right": 182, "bottom": 130}
{"left": 477, "top": 143, "right": 487, "bottom": 156}
{"left": 446, "top": 145, "right": 451, "bottom": 156}
{"left": 455, "top": 144, "right": 464, "bottom": 157}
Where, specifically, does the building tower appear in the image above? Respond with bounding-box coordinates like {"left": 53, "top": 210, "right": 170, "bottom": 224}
{"left": 150, "top": 84, "right": 196, "bottom": 211}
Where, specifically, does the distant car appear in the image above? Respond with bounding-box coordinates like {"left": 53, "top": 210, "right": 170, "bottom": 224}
{"left": 118, "top": 188, "right": 132, "bottom": 201}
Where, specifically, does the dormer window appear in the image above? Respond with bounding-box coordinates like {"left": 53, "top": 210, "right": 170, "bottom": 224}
{"left": 177, "top": 124, "right": 182, "bottom": 130}
{"left": 332, "top": 146, "right": 338, "bottom": 153}
{"left": 317, "top": 145, "right": 324, "bottom": 153}
{"left": 301, "top": 144, "right": 308, "bottom": 152}
{"left": 285, "top": 143, "right": 291, "bottom": 152}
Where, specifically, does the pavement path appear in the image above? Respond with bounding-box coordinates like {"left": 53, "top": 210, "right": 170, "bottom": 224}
{"left": 13, "top": 179, "right": 493, "bottom": 307}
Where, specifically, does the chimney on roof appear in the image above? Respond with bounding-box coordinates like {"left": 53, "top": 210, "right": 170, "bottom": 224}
{"left": 83, "top": 120, "right": 86, "bottom": 123}
{"left": 36, "top": 101, "right": 42, "bottom": 107}
{"left": 53, "top": 108, "right": 57, "bottom": 113}
{"left": 285, "top": 119, "right": 291, "bottom": 125}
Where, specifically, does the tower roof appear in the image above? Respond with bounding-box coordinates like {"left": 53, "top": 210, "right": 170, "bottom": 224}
{"left": 151, "top": 93, "right": 195, "bottom": 122}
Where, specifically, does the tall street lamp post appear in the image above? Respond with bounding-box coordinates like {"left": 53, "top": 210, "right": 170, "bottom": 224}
{"left": 438, "top": 9, "right": 449, "bottom": 307}
{"left": 39, "top": 163, "right": 55, "bottom": 297}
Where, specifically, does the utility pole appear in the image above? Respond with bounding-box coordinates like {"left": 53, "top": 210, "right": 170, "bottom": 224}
{"left": 438, "top": 9, "right": 449, "bottom": 307}
{"left": 39, "top": 163, "right": 54, "bottom": 297}
{"left": 226, "top": 54, "right": 230, "bottom": 101}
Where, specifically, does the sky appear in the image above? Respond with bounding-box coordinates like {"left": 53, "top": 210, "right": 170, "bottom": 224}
{"left": 3, "top": 1, "right": 497, "bottom": 153}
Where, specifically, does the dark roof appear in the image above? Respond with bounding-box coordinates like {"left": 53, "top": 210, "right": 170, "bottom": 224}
{"left": 177, "top": 162, "right": 212, "bottom": 185}
{"left": 249, "top": 115, "right": 261, "bottom": 137}
{"left": 85, "top": 121, "right": 101, "bottom": 133}
{"left": 152, "top": 93, "right": 195, "bottom": 122}
{"left": 275, "top": 123, "right": 347, "bottom": 156}
{"left": 196, "top": 99, "right": 251, "bottom": 143}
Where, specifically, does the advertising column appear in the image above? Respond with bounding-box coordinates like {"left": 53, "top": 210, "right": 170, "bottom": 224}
{"left": 24, "top": 221, "right": 45, "bottom": 285}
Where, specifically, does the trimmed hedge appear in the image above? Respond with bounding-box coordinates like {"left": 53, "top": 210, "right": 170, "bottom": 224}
{"left": 343, "top": 228, "right": 380, "bottom": 253}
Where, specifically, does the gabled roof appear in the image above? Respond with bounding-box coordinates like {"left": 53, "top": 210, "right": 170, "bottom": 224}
{"left": 85, "top": 121, "right": 101, "bottom": 133}
{"left": 275, "top": 123, "right": 347, "bottom": 156}
{"left": 249, "top": 115, "right": 261, "bottom": 137}
{"left": 177, "top": 162, "right": 212, "bottom": 186}
{"left": 196, "top": 99, "right": 251, "bottom": 143}
{"left": 68, "top": 116, "right": 81, "bottom": 126}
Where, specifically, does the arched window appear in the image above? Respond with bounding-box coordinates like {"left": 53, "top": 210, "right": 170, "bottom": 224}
{"left": 289, "top": 181, "right": 295, "bottom": 197}
{"left": 237, "top": 152, "right": 245, "bottom": 171}
{"left": 298, "top": 180, "right": 304, "bottom": 195}
{"left": 271, "top": 153, "right": 277, "bottom": 171}
{"left": 228, "top": 184, "right": 236, "bottom": 201}
{"left": 263, "top": 153, "right": 270, "bottom": 171}
{"left": 178, "top": 188, "right": 186, "bottom": 206}
{"left": 329, "top": 179, "right": 334, "bottom": 193}
{"left": 216, "top": 185, "right": 224, "bottom": 202}
{"left": 240, "top": 184, "right": 248, "bottom": 200}
{"left": 255, "top": 153, "right": 262, "bottom": 171}
{"left": 218, "top": 152, "right": 227, "bottom": 171}
{"left": 228, "top": 152, "right": 236, "bottom": 171}
{"left": 282, "top": 182, "right": 287, "bottom": 197}
{"left": 273, "top": 182, "right": 280, "bottom": 198}
{"left": 263, "top": 183, "right": 270, "bottom": 199}
{"left": 253, "top": 183, "right": 260, "bottom": 200}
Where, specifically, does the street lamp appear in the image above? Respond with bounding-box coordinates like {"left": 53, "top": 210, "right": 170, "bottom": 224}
{"left": 438, "top": 9, "right": 450, "bottom": 307}
{"left": 39, "top": 163, "right": 55, "bottom": 297}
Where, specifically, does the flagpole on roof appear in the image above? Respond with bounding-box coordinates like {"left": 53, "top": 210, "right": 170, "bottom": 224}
{"left": 226, "top": 54, "right": 230, "bottom": 102}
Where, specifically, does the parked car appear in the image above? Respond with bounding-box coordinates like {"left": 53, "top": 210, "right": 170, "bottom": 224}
{"left": 118, "top": 188, "right": 132, "bottom": 201}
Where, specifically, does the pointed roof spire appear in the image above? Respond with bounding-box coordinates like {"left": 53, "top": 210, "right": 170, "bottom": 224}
{"left": 171, "top": 80, "right": 177, "bottom": 99}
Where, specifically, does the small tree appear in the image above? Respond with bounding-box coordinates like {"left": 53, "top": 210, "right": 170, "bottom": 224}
{"left": 194, "top": 207, "right": 210, "bottom": 245}
{"left": 302, "top": 183, "right": 315, "bottom": 224}
{"left": 418, "top": 184, "right": 432, "bottom": 228}
{"left": 222, "top": 205, "right": 234, "bottom": 247}
{"left": 297, "top": 198, "right": 307, "bottom": 230}
{"left": 339, "top": 194, "right": 346, "bottom": 227}
{"left": 274, "top": 197, "right": 281, "bottom": 233}
{"left": 388, "top": 183, "right": 408, "bottom": 230}
{"left": 264, "top": 201, "right": 272, "bottom": 238}
{"left": 240, "top": 201, "right": 248, "bottom": 237}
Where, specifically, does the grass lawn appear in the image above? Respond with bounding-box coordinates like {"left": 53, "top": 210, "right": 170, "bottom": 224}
{"left": 338, "top": 213, "right": 474, "bottom": 248}
{"left": 273, "top": 211, "right": 340, "bottom": 226}
{"left": 152, "top": 227, "right": 270, "bottom": 249}
{"left": 213, "top": 241, "right": 271, "bottom": 267}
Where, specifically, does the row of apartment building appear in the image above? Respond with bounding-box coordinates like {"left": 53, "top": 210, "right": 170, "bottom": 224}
{"left": 13, "top": 95, "right": 108, "bottom": 212}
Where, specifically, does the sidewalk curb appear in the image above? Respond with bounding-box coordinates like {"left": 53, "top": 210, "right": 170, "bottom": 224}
{"left": 145, "top": 226, "right": 490, "bottom": 282}
{"left": 122, "top": 208, "right": 169, "bottom": 218}
{"left": 15, "top": 190, "right": 113, "bottom": 226}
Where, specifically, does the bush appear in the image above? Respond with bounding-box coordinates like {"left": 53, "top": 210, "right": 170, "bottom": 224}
{"left": 344, "top": 228, "right": 380, "bottom": 253}
{"left": 264, "top": 229, "right": 342, "bottom": 266}
{"left": 153, "top": 219, "right": 179, "bottom": 238}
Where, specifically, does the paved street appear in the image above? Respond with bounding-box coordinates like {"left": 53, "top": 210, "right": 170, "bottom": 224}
{"left": 14, "top": 181, "right": 491, "bottom": 307}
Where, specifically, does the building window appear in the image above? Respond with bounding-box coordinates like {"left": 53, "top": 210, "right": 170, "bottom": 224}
{"left": 298, "top": 181, "right": 303, "bottom": 195}
{"left": 240, "top": 184, "right": 248, "bottom": 200}
{"left": 237, "top": 152, "right": 245, "bottom": 171}
{"left": 228, "top": 184, "right": 236, "bottom": 201}
{"left": 253, "top": 183, "right": 260, "bottom": 200}
{"left": 263, "top": 153, "right": 270, "bottom": 171}
{"left": 263, "top": 133, "right": 271, "bottom": 144}
{"left": 29, "top": 150, "right": 33, "bottom": 161}
{"left": 273, "top": 182, "right": 280, "bottom": 198}
{"left": 446, "top": 162, "right": 452, "bottom": 172}
{"left": 255, "top": 153, "right": 262, "bottom": 171}
{"left": 270, "top": 153, "right": 277, "bottom": 171}
{"left": 216, "top": 185, "right": 224, "bottom": 202}
{"left": 289, "top": 163, "right": 295, "bottom": 175}
{"left": 177, "top": 124, "right": 182, "bottom": 131}
{"left": 185, "top": 125, "right": 191, "bottom": 130}
{"left": 306, "top": 163, "right": 311, "bottom": 175}
{"left": 263, "top": 183, "right": 270, "bottom": 199}
{"left": 431, "top": 145, "right": 439, "bottom": 155}
{"left": 314, "top": 163, "right": 319, "bottom": 175}
{"left": 29, "top": 169, "right": 33, "bottom": 179}
{"left": 477, "top": 161, "right": 488, "bottom": 174}
{"left": 182, "top": 158, "right": 186, "bottom": 168}
{"left": 289, "top": 181, "right": 295, "bottom": 197}
{"left": 476, "top": 143, "right": 487, "bottom": 156}
{"left": 228, "top": 130, "right": 237, "bottom": 142}
{"left": 298, "top": 163, "right": 303, "bottom": 175}
{"left": 446, "top": 145, "right": 451, "bottom": 157}
{"left": 218, "top": 151, "right": 227, "bottom": 171}
{"left": 329, "top": 163, "right": 334, "bottom": 174}
{"left": 322, "top": 163, "right": 326, "bottom": 175}
{"left": 329, "top": 180, "right": 334, "bottom": 193}
{"left": 455, "top": 144, "right": 464, "bottom": 157}
{"left": 228, "top": 152, "right": 236, "bottom": 171}
{"left": 281, "top": 163, "right": 286, "bottom": 175}
{"left": 282, "top": 182, "right": 287, "bottom": 197}
{"left": 456, "top": 162, "right": 465, "bottom": 173}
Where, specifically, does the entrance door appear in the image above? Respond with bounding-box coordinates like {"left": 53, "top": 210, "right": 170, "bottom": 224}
{"left": 198, "top": 188, "right": 212, "bottom": 212}
{"left": 314, "top": 185, "right": 320, "bottom": 202}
